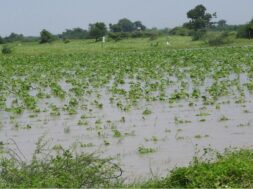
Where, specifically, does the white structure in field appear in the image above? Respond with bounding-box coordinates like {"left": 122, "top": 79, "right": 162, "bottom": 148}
{"left": 166, "top": 41, "right": 171, "bottom": 46}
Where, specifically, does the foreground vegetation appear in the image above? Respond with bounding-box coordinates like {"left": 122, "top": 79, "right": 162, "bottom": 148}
{"left": 139, "top": 149, "right": 253, "bottom": 188}
{"left": 1, "top": 147, "right": 253, "bottom": 188}
{"left": 0, "top": 149, "right": 122, "bottom": 188}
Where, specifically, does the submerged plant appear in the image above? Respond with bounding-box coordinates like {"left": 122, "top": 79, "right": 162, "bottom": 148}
{"left": 138, "top": 146, "right": 156, "bottom": 154}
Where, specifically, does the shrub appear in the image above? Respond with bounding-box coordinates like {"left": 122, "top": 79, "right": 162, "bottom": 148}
{"left": 108, "top": 32, "right": 130, "bottom": 41}
{"left": 148, "top": 32, "right": 159, "bottom": 41}
{"left": 131, "top": 31, "right": 144, "bottom": 38}
{"left": 0, "top": 143, "right": 122, "bottom": 188}
{"left": 1, "top": 45, "right": 12, "bottom": 54}
{"left": 237, "top": 19, "right": 253, "bottom": 39}
{"left": 40, "top": 29, "right": 55, "bottom": 44}
{"left": 108, "top": 32, "right": 122, "bottom": 41}
{"left": 204, "top": 32, "right": 233, "bottom": 46}
{"left": 141, "top": 149, "right": 253, "bottom": 188}
{"left": 169, "top": 27, "right": 193, "bottom": 36}
{"left": 237, "top": 24, "right": 253, "bottom": 39}
{"left": 63, "top": 38, "right": 70, "bottom": 44}
{"left": 191, "top": 29, "right": 206, "bottom": 41}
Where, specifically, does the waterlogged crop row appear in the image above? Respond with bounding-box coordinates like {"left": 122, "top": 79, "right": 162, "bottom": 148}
{"left": 0, "top": 47, "right": 253, "bottom": 117}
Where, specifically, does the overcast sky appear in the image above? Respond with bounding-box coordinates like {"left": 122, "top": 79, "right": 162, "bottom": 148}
{"left": 0, "top": 0, "right": 252, "bottom": 36}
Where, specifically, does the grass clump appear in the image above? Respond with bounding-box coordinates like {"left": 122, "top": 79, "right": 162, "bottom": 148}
{"left": 142, "top": 109, "right": 152, "bottom": 115}
{"left": 0, "top": 146, "right": 122, "bottom": 188}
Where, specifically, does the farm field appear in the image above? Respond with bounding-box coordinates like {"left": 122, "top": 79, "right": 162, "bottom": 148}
{"left": 1, "top": 37, "right": 253, "bottom": 182}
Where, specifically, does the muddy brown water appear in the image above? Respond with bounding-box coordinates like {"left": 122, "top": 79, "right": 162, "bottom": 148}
{"left": 1, "top": 79, "right": 253, "bottom": 182}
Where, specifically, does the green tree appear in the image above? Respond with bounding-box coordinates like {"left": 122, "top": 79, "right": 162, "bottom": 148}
{"left": 88, "top": 22, "right": 107, "bottom": 41}
{"left": 117, "top": 18, "right": 134, "bottom": 32}
{"left": 4, "top": 33, "right": 24, "bottom": 43}
{"left": 109, "top": 18, "right": 146, "bottom": 33}
{"left": 133, "top": 21, "right": 146, "bottom": 31}
{"left": 109, "top": 23, "right": 121, "bottom": 32}
{"left": 110, "top": 18, "right": 139, "bottom": 33}
{"left": 237, "top": 19, "right": 253, "bottom": 39}
{"left": 184, "top": 4, "right": 215, "bottom": 31}
{"left": 217, "top": 19, "right": 227, "bottom": 28}
{"left": 0, "top": 36, "right": 4, "bottom": 44}
{"left": 40, "top": 29, "right": 55, "bottom": 44}
{"left": 61, "top": 28, "right": 88, "bottom": 39}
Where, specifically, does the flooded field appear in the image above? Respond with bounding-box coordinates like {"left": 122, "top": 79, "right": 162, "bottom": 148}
{"left": 1, "top": 46, "right": 253, "bottom": 181}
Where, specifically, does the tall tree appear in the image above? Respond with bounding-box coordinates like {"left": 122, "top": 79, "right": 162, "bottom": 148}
{"left": 40, "top": 29, "right": 55, "bottom": 44}
{"left": 117, "top": 18, "right": 134, "bottom": 32}
{"left": 184, "top": 4, "right": 216, "bottom": 31}
{"left": 217, "top": 19, "right": 227, "bottom": 28}
{"left": 88, "top": 22, "right": 107, "bottom": 41}
{"left": 0, "top": 36, "right": 4, "bottom": 44}
{"left": 110, "top": 18, "right": 146, "bottom": 33}
{"left": 133, "top": 21, "right": 146, "bottom": 31}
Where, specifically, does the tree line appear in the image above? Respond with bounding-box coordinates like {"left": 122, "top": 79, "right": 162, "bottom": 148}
{"left": 0, "top": 18, "right": 155, "bottom": 44}
{"left": 0, "top": 5, "right": 252, "bottom": 44}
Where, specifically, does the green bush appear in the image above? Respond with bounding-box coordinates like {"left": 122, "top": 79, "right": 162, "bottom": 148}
{"left": 204, "top": 32, "right": 233, "bottom": 46}
{"left": 63, "top": 38, "right": 71, "bottom": 44}
{"left": 148, "top": 32, "right": 159, "bottom": 41}
{"left": 40, "top": 29, "right": 56, "bottom": 44}
{"left": 169, "top": 27, "right": 193, "bottom": 36}
{"left": 0, "top": 147, "right": 122, "bottom": 188}
{"left": 131, "top": 31, "right": 144, "bottom": 38}
{"left": 108, "top": 32, "right": 130, "bottom": 41}
{"left": 191, "top": 29, "right": 206, "bottom": 41}
{"left": 1, "top": 45, "right": 12, "bottom": 54}
{"left": 108, "top": 32, "right": 122, "bottom": 41}
{"left": 141, "top": 149, "right": 253, "bottom": 188}
{"left": 237, "top": 19, "right": 253, "bottom": 39}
